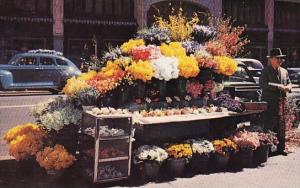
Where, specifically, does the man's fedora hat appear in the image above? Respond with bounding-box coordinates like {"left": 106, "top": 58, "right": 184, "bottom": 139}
{"left": 267, "top": 48, "right": 286, "bottom": 58}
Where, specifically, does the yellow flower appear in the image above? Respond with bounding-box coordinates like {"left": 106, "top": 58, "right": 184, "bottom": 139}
{"left": 120, "top": 39, "right": 145, "bottom": 54}
{"left": 127, "top": 60, "right": 154, "bottom": 82}
{"left": 166, "top": 144, "right": 192, "bottom": 159}
{"left": 214, "top": 56, "right": 238, "bottom": 76}
{"left": 63, "top": 77, "right": 90, "bottom": 95}
{"left": 178, "top": 55, "right": 200, "bottom": 78}
{"left": 78, "top": 70, "right": 97, "bottom": 81}
{"left": 160, "top": 42, "right": 186, "bottom": 57}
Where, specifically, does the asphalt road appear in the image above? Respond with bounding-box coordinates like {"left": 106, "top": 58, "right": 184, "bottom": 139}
{"left": 0, "top": 93, "right": 61, "bottom": 160}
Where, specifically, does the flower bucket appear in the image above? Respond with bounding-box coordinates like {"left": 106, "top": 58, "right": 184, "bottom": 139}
{"left": 158, "top": 80, "right": 167, "bottom": 100}
{"left": 213, "top": 154, "right": 229, "bottom": 170}
{"left": 140, "top": 161, "right": 161, "bottom": 181}
{"left": 137, "top": 80, "right": 146, "bottom": 99}
{"left": 118, "top": 87, "right": 130, "bottom": 106}
{"left": 166, "top": 158, "right": 187, "bottom": 177}
{"left": 18, "top": 158, "right": 42, "bottom": 177}
{"left": 46, "top": 169, "right": 65, "bottom": 181}
{"left": 177, "top": 77, "right": 187, "bottom": 98}
{"left": 189, "top": 154, "right": 209, "bottom": 174}
{"left": 254, "top": 144, "right": 269, "bottom": 164}
{"left": 198, "top": 68, "right": 213, "bottom": 83}
{"left": 237, "top": 148, "right": 254, "bottom": 168}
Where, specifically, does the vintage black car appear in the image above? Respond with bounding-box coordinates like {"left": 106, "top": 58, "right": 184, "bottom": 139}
{"left": 0, "top": 50, "right": 81, "bottom": 93}
{"left": 287, "top": 68, "right": 300, "bottom": 85}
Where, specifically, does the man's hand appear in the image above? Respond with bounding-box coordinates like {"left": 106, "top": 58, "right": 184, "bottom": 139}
{"left": 278, "top": 85, "right": 291, "bottom": 92}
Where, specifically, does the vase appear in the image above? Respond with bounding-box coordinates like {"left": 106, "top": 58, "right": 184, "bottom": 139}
{"left": 237, "top": 148, "right": 254, "bottom": 168}
{"left": 254, "top": 144, "right": 269, "bottom": 165}
{"left": 136, "top": 80, "right": 146, "bottom": 99}
{"left": 166, "top": 158, "right": 187, "bottom": 177}
{"left": 140, "top": 161, "right": 161, "bottom": 181}
{"left": 177, "top": 77, "right": 187, "bottom": 98}
{"left": 213, "top": 153, "right": 229, "bottom": 170}
{"left": 189, "top": 154, "right": 210, "bottom": 174}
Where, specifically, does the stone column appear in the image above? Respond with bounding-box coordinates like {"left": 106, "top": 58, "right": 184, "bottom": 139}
{"left": 53, "top": 0, "right": 64, "bottom": 52}
{"left": 265, "top": 0, "right": 274, "bottom": 54}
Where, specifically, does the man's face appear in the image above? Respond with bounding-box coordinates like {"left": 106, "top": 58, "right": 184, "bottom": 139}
{"left": 270, "top": 57, "right": 284, "bottom": 68}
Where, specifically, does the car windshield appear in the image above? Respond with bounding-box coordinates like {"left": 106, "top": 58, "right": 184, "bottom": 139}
{"left": 224, "top": 65, "right": 251, "bottom": 82}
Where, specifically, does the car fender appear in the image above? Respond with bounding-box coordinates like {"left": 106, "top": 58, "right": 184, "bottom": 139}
{"left": 0, "top": 70, "right": 13, "bottom": 89}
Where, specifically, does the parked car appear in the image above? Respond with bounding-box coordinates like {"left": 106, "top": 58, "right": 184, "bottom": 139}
{"left": 0, "top": 50, "right": 81, "bottom": 93}
{"left": 223, "top": 61, "right": 261, "bottom": 101}
{"left": 287, "top": 68, "right": 300, "bottom": 86}
{"left": 235, "top": 58, "right": 264, "bottom": 83}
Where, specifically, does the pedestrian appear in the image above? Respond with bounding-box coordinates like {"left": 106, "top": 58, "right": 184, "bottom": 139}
{"left": 259, "top": 48, "right": 292, "bottom": 155}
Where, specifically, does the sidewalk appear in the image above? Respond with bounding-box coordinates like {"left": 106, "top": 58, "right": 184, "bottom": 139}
{"left": 0, "top": 146, "right": 299, "bottom": 188}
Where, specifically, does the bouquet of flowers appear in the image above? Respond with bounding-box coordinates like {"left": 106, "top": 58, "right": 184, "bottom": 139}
{"left": 127, "top": 60, "right": 154, "bottom": 82}
{"left": 36, "top": 144, "right": 76, "bottom": 171}
{"left": 186, "top": 81, "right": 203, "bottom": 99}
{"left": 150, "top": 56, "right": 179, "bottom": 81}
{"left": 4, "top": 123, "right": 46, "bottom": 161}
{"left": 136, "top": 26, "right": 171, "bottom": 45}
{"left": 63, "top": 71, "right": 97, "bottom": 95}
{"left": 134, "top": 145, "right": 168, "bottom": 164}
{"left": 120, "top": 39, "right": 145, "bottom": 54}
{"left": 189, "top": 139, "right": 214, "bottom": 156}
{"left": 233, "top": 130, "right": 260, "bottom": 150}
{"left": 215, "top": 93, "right": 244, "bottom": 112}
{"left": 178, "top": 55, "right": 200, "bottom": 78}
{"left": 75, "top": 87, "right": 100, "bottom": 105}
{"left": 192, "top": 25, "right": 217, "bottom": 43}
{"left": 214, "top": 56, "right": 238, "bottom": 76}
{"left": 212, "top": 138, "right": 238, "bottom": 157}
{"left": 182, "top": 40, "right": 202, "bottom": 55}
{"left": 166, "top": 144, "right": 192, "bottom": 159}
{"left": 160, "top": 42, "right": 186, "bottom": 57}
{"left": 258, "top": 131, "right": 279, "bottom": 146}
{"left": 101, "top": 46, "right": 122, "bottom": 64}
{"left": 195, "top": 48, "right": 217, "bottom": 69}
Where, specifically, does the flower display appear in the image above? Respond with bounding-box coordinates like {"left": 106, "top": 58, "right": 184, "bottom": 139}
{"left": 233, "top": 131, "right": 260, "bottom": 150}
{"left": 214, "top": 56, "right": 238, "bottom": 76}
{"left": 134, "top": 145, "right": 168, "bottom": 164}
{"left": 160, "top": 42, "right": 186, "bottom": 57}
{"left": 36, "top": 144, "right": 76, "bottom": 170}
{"left": 189, "top": 139, "right": 214, "bottom": 156}
{"left": 212, "top": 138, "right": 238, "bottom": 157}
{"left": 215, "top": 93, "right": 244, "bottom": 112}
{"left": 166, "top": 144, "right": 192, "bottom": 159}
{"left": 155, "top": 9, "right": 199, "bottom": 41}
{"left": 186, "top": 81, "right": 203, "bottom": 99}
{"left": 127, "top": 60, "right": 154, "bottom": 82}
{"left": 204, "top": 40, "right": 228, "bottom": 56}
{"left": 178, "top": 55, "right": 200, "bottom": 78}
{"left": 150, "top": 56, "right": 179, "bottom": 81}
{"left": 4, "top": 123, "right": 46, "bottom": 161}
{"left": 101, "top": 46, "right": 122, "bottom": 64}
{"left": 131, "top": 45, "right": 151, "bottom": 61}
{"left": 76, "top": 87, "right": 100, "bottom": 105}
{"left": 136, "top": 26, "right": 171, "bottom": 45}
{"left": 120, "top": 39, "right": 145, "bottom": 54}
{"left": 100, "top": 146, "right": 126, "bottom": 159}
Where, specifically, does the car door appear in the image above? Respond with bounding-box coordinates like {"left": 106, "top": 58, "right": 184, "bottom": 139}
{"left": 9, "top": 56, "right": 40, "bottom": 87}
{"left": 38, "top": 56, "right": 61, "bottom": 87}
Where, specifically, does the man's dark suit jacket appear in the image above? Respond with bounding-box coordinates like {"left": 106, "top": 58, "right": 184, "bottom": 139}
{"left": 259, "top": 65, "right": 290, "bottom": 101}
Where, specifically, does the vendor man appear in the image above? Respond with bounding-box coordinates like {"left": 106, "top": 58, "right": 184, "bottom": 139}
{"left": 259, "top": 48, "right": 292, "bottom": 155}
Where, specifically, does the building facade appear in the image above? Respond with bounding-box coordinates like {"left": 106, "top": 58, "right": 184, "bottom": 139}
{"left": 0, "top": 0, "right": 299, "bottom": 65}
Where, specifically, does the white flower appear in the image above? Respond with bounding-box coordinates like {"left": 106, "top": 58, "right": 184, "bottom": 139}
{"left": 191, "top": 140, "right": 214, "bottom": 155}
{"left": 134, "top": 145, "right": 168, "bottom": 163}
{"left": 150, "top": 56, "right": 179, "bottom": 81}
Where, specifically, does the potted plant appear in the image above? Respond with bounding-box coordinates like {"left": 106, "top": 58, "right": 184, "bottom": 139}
{"left": 165, "top": 144, "right": 192, "bottom": 177}
{"left": 233, "top": 131, "right": 260, "bottom": 168}
{"left": 212, "top": 138, "right": 238, "bottom": 170}
{"left": 36, "top": 144, "right": 76, "bottom": 178}
{"left": 134, "top": 145, "right": 168, "bottom": 181}
{"left": 188, "top": 139, "right": 214, "bottom": 173}
{"left": 254, "top": 131, "right": 279, "bottom": 164}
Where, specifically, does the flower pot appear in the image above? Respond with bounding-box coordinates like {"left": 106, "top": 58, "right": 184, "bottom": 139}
{"left": 54, "top": 124, "right": 79, "bottom": 155}
{"left": 189, "top": 154, "right": 209, "bottom": 174}
{"left": 177, "top": 77, "right": 187, "bottom": 98}
{"left": 166, "top": 158, "right": 187, "bottom": 177}
{"left": 213, "top": 154, "right": 229, "bottom": 170}
{"left": 137, "top": 80, "right": 146, "bottom": 99}
{"left": 18, "top": 158, "right": 41, "bottom": 177}
{"left": 46, "top": 169, "right": 65, "bottom": 181}
{"left": 140, "top": 161, "right": 161, "bottom": 181}
{"left": 254, "top": 144, "right": 269, "bottom": 164}
{"left": 237, "top": 148, "right": 254, "bottom": 168}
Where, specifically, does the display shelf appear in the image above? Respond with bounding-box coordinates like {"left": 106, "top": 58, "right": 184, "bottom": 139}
{"left": 98, "top": 156, "right": 129, "bottom": 163}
